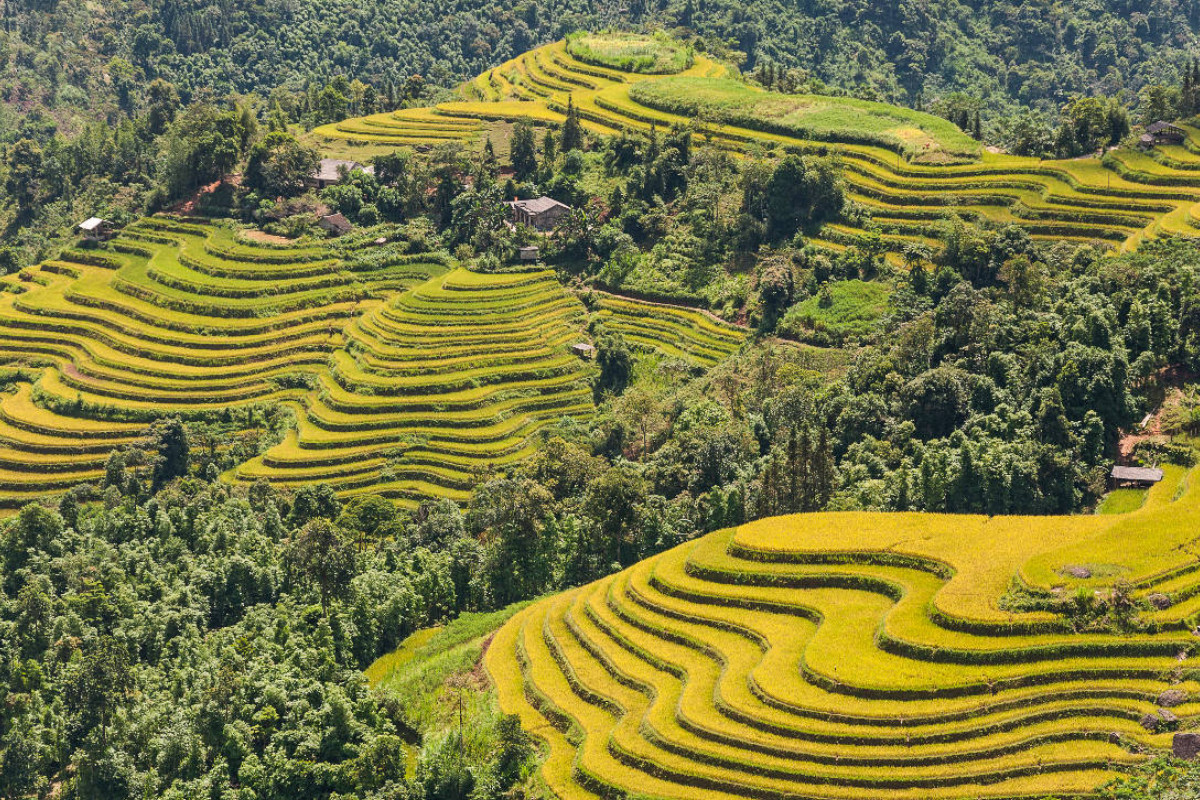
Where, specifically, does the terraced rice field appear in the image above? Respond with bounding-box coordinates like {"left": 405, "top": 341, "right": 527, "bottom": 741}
{"left": 0, "top": 218, "right": 613, "bottom": 507}
{"left": 0, "top": 217, "right": 749, "bottom": 507}
{"left": 233, "top": 267, "right": 599, "bottom": 503}
{"left": 592, "top": 293, "right": 747, "bottom": 367}
{"left": 488, "top": 466, "right": 1200, "bottom": 799}
{"left": 319, "top": 39, "right": 1200, "bottom": 253}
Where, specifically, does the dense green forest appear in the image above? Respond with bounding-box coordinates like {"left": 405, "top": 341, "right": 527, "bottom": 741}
{"left": 5, "top": 0, "right": 1200, "bottom": 134}
{"left": 0, "top": 479, "right": 537, "bottom": 799}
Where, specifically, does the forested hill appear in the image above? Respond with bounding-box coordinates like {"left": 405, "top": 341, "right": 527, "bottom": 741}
{"left": 6, "top": 0, "right": 1200, "bottom": 134}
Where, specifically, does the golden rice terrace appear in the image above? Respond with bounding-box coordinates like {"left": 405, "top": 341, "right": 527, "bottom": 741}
{"left": 487, "top": 466, "right": 1200, "bottom": 799}
{"left": 0, "top": 217, "right": 746, "bottom": 509}
{"left": 318, "top": 38, "right": 1200, "bottom": 255}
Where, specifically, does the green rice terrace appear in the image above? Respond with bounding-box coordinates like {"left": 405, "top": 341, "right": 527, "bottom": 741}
{"left": 0, "top": 217, "right": 745, "bottom": 509}
{"left": 315, "top": 37, "right": 1200, "bottom": 255}
{"left": 487, "top": 465, "right": 1200, "bottom": 799}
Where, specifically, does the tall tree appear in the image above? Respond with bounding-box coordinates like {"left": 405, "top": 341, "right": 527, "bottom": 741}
{"left": 509, "top": 119, "right": 538, "bottom": 180}
{"left": 560, "top": 95, "right": 584, "bottom": 153}
{"left": 151, "top": 417, "right": 189, "bottom": 490}
{"left": 63, "top": 637, "right": 134, "bottom": 748}
{"left": 287, "top": 518, "right": 357, "bottom": 614}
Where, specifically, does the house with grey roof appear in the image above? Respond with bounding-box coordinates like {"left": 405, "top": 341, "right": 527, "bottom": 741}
{"left": 317, "top": 212, "right": 354, "bottom": 236}
{"left": 78, "top": 217, "right": 114, "bottom": 242}
{"left": 1109, "top": 465, "right": 1164, "bottom": 489}
{"left": 506, "top": 196, "right": 571, "bottom": 231}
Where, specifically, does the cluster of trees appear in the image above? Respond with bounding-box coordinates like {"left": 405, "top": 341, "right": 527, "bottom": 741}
{"left": 1140, "top": 60, "right": 1200, "bottom": 126}
{"left": 260, "top": 75, "right": 431, "bottom": 131}
{"left": 455, "top": 117, "right": 853, "bottom": 318}
{"left": 0, "top": 80, "right": 261, "bottom": 267}
{"left": 0, "top": 469, "right": 543, "bottom": 799}
{"left": 997, "top": 96, "right": 1130, "bottom": 158}
{"left": 483, "top": 124, "right": 855, "bottom": 303}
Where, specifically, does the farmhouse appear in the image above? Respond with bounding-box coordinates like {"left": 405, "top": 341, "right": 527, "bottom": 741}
{"left": 317, "top": 212, "right": 354, "bottom": 236}
{"left": 1140, "top": 121, "right": 1186, "bottom": 148}
{"left": 308, "top": 159, "right": 375, "bottom": 189}
{"left": 78, "top": 217, "right": 115, "bottom": 242}
{"left": 506, "top": 196, "right": 571, "bottom": 230}
{"left": 517, "top": 245, "right": 540, "bottom": 261}
{"left": 1109, "top": 465, "right": 1164, "bottom": 489}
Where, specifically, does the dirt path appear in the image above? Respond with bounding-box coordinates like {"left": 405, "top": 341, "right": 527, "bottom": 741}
{"left": 1119, "top": 414, "right": 1163, "bottom": 462}
{"left": 1118, "top": 369, "right": 1195, "bottom": 460}
{"left": 166, "top": 176, "right": 242, "bottom": 215}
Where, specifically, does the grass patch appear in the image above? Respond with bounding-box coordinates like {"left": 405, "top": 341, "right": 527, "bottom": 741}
{"left": 365, "top": 626, "right": 442, "bottom": 686}
{"left": 1095, "top": 488, "right": 1148, "bottom": 515}
{"left": 565, "top": 31, "right": 693, "bottom": 74}
{"left": 777, "top": 279, "right": 890, "bottom": 345}
{"left": 374, "top": 603, "right": 532, "bottom": 730}
{"left": 629, "top": 77, "right": 981, "bottom": 162}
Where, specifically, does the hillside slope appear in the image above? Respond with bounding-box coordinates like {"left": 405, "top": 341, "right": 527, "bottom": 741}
{"left": 487, "top": 466, "right": 1200, "bottom": 799}
{"left": 317, "top": 39, "right": 1200, "bottom": 255}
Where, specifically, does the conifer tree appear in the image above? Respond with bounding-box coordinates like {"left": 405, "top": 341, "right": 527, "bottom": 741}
{"left": 561, "top": 95, "right": 584, "bottom": 153}
{"left": 509, "top": 121, "right": 538, "bottom": 180}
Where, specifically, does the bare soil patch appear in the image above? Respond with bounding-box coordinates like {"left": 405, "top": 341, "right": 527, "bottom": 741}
{"left": 241, "top": 229, "right": 295, "bottom": 245}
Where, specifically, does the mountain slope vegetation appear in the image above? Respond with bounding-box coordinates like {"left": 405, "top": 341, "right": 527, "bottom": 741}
{"left": 319, "top": 39, "right": 1200, "bottom": 253}
{"left": 5, "top": 0, "right": 1199, "bottom": 132}
{"left": 7, "top": 9, "right": 1200, "bottom": 800}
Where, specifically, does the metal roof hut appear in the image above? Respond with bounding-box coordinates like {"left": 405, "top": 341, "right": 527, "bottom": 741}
{"left": 78, "top": 217, "right": 114, "bottom": 242}
{"left": 308, "top": 159, "right": 375, "bottom": 189}
{"left": 1109, "top": 465, "right": 1164, "bottom": 489}
{"left": 1145, "top": 122, "right": 1186, "bottom": 145}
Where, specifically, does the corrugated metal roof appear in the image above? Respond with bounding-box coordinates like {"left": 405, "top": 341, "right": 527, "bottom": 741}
{"left": 79, "top": 217, "right": 105, "bottom": 231}
{"left": 1110, "top": 465, "right": 1164, "bottom": 482}
{"left": 1147, "top": 121, "right": 1182, "bottom": 135}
